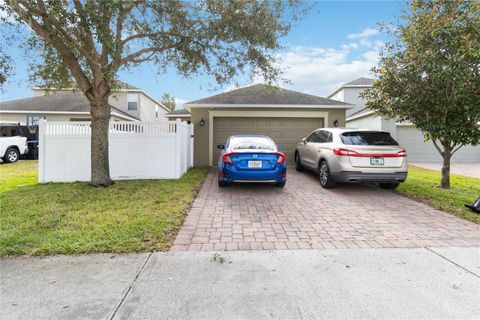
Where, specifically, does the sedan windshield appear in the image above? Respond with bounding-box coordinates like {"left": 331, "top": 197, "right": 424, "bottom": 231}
{"left": 341, "top": 132, "right": 399, "bottom": 146}
{"left": 229, "top": 137, "right": 276, "bottom": 151}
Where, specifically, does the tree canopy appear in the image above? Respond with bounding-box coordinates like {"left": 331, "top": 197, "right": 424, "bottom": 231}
{"left": 361, "top": 0, "right": 480, "bottom": 188}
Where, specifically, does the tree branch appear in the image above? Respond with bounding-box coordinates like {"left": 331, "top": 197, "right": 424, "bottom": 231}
{"left": 7, "top": 0, "right": 93, "bottom": 97}
{"left": 431, "top": 139, "right": 444, "bottom": 156}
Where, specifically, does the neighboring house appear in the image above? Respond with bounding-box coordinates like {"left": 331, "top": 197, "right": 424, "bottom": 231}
{"left": 329, "top": 77, "right": 480, "bottom": 163}
{"left": 185, "top": 84, "right": 352, "bottom": 166}
{"left": 165, "top": 108, "right": 191, "bottom": 123}
{"left": 0, "top": 82, "right": 170, "bottom": 125}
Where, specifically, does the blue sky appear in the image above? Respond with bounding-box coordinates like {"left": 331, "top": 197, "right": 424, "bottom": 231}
{"left": 1, "top": 1, "right": 405, "bottom": 109}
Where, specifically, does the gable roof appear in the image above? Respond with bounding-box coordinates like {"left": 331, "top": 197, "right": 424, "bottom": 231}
{"left": 327, "top": 77, "right": 374, "bottom": 99}
{"left": 344, "top": 77, "right": 374, "bottom": 86}
{"left": 186, "top": 84, "right": 351, "bottom": 109}
{"left": 165, "top": 108, "right": 191, "bottom": 117}
{"left": 0, "top": 92, "right": 139, "bottom": 120}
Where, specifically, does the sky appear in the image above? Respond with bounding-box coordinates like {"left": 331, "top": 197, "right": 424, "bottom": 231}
{"left": 0, "top": 0, "right": 405, "bottom": 109}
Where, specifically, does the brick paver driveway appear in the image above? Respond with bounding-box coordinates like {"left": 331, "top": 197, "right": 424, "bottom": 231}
{"left": 171, "top": 169, "right": 480, "bottom": 251}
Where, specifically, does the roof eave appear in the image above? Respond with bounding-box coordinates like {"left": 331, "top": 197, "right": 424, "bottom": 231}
{"left": 185, "top": 103, "right": 353, "bottom": 111}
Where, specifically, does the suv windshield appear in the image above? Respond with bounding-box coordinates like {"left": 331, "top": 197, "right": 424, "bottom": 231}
{"left": 341, "top": 131, "right": 399, "bottom": 146}
{"left": 230, "top": 137, "right": 276, "bottom": 151}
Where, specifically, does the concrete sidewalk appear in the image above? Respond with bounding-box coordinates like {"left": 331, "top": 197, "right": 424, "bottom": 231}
{"left": 1, "top": 247, "right": 479, "bottom": 320}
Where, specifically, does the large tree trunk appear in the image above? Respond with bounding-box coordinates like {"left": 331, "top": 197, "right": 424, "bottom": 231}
{"left": 89, "top": 95, "right": 113, "bottom": 187}
{"left": 440, "top": 142, "right": 452, "bottom": 189}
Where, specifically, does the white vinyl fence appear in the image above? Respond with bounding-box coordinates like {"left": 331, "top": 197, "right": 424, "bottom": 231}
{"left": 38, "top": 119, "right": 194, "bottom": 183}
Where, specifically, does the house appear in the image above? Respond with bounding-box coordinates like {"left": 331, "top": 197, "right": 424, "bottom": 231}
{"left": 0, "top": 82, "right": 170, "bottom": 125}
{"left": 185, "top": 84, "right": 352, "bottom": 166}
{"left": 329, "top": 77, "right": 480, "bottom": 163}
{"left": 165, "top": 108, "right": 191, "bottom": 123}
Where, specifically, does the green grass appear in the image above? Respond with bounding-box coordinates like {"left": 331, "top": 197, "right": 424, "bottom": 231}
{"left": 0, "top": 160, "right": 38, "bottom": 192}
{"left": 0, "top": 161, "right": 208, "bottom": 256}
{"left": 397, "top": 165, "right": 480, "bottom": 224}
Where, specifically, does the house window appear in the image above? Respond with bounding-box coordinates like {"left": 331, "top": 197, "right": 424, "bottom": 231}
{"left": 26, "top": 115, "right": 46, "bottom": 126}
{"left": 155, "top": 105, "right": 159, "bottom": 120}
{"left": 128, "top": 93, "right": 139, "bottom": 110}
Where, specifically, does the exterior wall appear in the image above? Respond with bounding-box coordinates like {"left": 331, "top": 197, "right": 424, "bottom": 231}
{"left": 346, "top": 114, "right": 382, "bottom": 130}
{"left": 1, "top": 112, "right": 128, "bottom": 124}
{"left": 140, "top": 93, "right": 168, "bottom": 122}
{"left": 191, "top": 107, "right": 347, "bottom": 166}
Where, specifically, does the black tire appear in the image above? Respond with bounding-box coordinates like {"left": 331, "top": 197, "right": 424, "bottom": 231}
{"left": 319, "top": 161, "right": 336, "bottom": 188}
{"left": 276, "top": 181, "right": 286, "bottom": 188}
{"left": 379, "top": 183, "right": 400, "bottom": 190}
{"left": 218, "top": 180, "right": 227, "bottom": 187}
{"left": 295, "top": 152, "right": 304, "bottom": 172}
{"left": 4, "top": 148, "right": 19, "bottom": 163}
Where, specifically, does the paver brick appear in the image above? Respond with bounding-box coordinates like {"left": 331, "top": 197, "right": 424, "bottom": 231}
{"left": 171, "top": 169, "right": 480, "bottom": 252}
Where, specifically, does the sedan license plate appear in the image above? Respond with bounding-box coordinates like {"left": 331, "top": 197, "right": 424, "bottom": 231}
{"left": 248, "top": 160, "right": 262, "bottom": 168}
{"left": 370, "top": 157, "right": 384, "bottom": 165}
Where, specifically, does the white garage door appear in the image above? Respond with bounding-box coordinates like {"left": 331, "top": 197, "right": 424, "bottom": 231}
{"left": 396, "top": 126, "right": 480, "bottom": 163}
{"left": 213, "top": 117, "right": 324, "bottom": 164}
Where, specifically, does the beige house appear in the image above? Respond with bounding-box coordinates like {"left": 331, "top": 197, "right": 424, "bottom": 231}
{"left": 0, "top": 82, "right": 170, "bottom": 125}
{"left": 185, "top": 84, "right": 352, "bottom": 166}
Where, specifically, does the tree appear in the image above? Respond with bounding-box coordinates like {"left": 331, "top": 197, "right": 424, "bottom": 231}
{"left": 361, "top": 0, "right": 480, "bottom": 189}
{"left": 2, "top": 0, "right": 307, "bottom": 186}
{"left": 161, "top": 92, "right": 176, "bottom": 111}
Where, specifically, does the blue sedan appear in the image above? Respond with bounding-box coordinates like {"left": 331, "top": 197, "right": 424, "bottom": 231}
{"left": 217, "top": 135, "right": 287, "bottom": 187}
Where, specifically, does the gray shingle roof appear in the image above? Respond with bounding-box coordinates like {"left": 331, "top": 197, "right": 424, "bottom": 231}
{"left": 187, "top": 84, "right": 350, "bottom": 106}
{"left": 344, "top": 77, "right": 374, "bottom": 86}
{"left": 165, "top": 108, "right": 191, "bottom": 116}
{"left": 0, "top": 92, "right": 139, "bottom": 120}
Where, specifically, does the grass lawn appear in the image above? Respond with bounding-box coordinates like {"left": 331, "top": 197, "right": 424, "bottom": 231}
{"left": 397, "top": 165, "right": 480, "bottom": 224}
{"left": 0, "top": 161, "right": 208, "bottom": 256}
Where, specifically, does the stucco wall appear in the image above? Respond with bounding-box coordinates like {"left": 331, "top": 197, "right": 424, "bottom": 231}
{"left": 191, "top": 107, "right": 347, "bottom": 166}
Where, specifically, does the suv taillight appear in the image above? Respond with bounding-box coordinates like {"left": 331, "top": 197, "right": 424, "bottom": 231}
{"left": 333, "top": 148, "right": 358, "bottom": 156}
{"left": 396, "top": 150, "right": 407, "bottom": 157}
{"left": 222, "top": 152, "right": 235, "bottom": 165}
{"left": 274, "top": 152, "right": 286, "bottom": 164}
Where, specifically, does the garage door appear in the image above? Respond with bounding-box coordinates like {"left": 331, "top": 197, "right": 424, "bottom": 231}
{"left": 396, "top": 126, "right": 480, "bottom": 163}
{"left": 213, "top": 117, "right": 324, "bottom": 164}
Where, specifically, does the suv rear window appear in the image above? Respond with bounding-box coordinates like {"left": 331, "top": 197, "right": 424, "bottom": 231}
{"left": 230, "top": 137, "right": 276, "bottom": 151}
{"left": 341, "top": 131, "right": 399, "bottom": 146}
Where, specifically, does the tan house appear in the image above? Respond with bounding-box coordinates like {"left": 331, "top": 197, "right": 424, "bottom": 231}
{"left": 0, "top": 82, "right": 170, "bottom": 125}
{"left": 185, "top": 84, "right": 352, "bottom": 166}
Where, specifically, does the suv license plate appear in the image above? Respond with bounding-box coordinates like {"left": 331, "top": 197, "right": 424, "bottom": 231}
{"left": 248, "top": 160, "right": 262, "bottom": 168}
{"left": 370, "top": 158, "right": 384, "bottom": 165}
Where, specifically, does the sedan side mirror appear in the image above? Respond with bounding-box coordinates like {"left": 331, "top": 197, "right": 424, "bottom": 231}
{"left": 302, "top": 138, "right": 306, "bottom": 144}
{"left": 217, "top": 144, "right": 225, "bottom": 149}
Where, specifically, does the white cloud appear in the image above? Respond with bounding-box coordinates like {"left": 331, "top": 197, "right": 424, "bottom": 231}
{"left": 347, "top": 28, "right": 380, "bottom": 39}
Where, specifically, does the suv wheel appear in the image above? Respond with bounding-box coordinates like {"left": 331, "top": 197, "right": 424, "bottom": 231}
{"left": 319, "top": 161, "right": 336, "bottom": 188}
{"left": 295, "top": 152, "right": 304, "bottom": 172}
{"left": 379, "top": 183, "right": 399, "bottom": 190}
{"left": 4, "top": 148, "right": 19, "bottom": 163}
{"left": 218, "top": 180, "right": 228, "bottom": 187}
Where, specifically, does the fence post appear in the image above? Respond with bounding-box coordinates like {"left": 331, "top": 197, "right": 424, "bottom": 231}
{"left": 175, "top": 118, "right": 182, "bottom": 178}
{"left": 38, "top": 119, "right": 46, "bottom": 183}
{"left": 190, "top": 123, "right": 194, "bottom": 168}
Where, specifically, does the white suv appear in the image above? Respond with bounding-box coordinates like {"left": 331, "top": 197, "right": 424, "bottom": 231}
{"left": 295, "top": 128, "right": 408, "bottom": 189}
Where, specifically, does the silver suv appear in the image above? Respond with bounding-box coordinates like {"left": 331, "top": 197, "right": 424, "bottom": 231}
{"left": 295, "top": 128, "right": 408, "bottom": 189}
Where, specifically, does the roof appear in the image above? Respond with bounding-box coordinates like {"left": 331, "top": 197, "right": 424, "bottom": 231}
{"left": 0, "top": 92, "right": 139, "bottom": 120}
{"left": 165, "top": 108, "right": 191, "bottom": 117}
{"left": 116, "top": 80, "right": 141, "bottom": 90}
{"left": 327, "top": 77, "right": 374, "bottom": 99}
{"left": 186, "top": 84, "right": 351, "bottom": 107}
{"left": 343, "top": 77, "right": 374, "bottom": 86}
